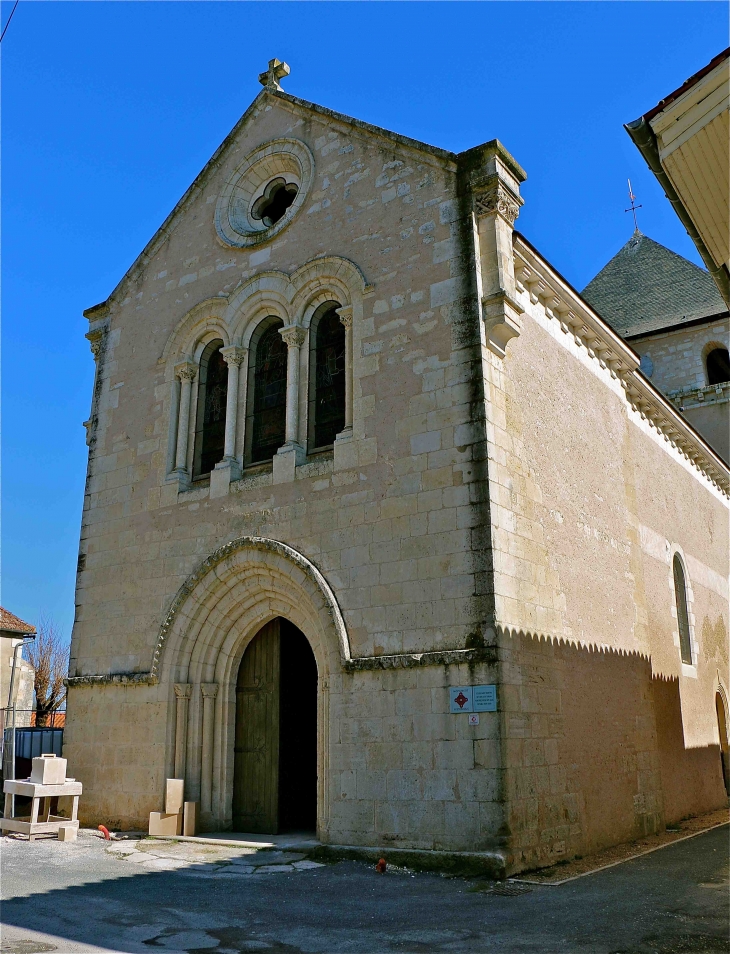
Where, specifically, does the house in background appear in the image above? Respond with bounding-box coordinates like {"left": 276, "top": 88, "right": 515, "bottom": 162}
{"left": 1, "top": 607, "right": 36, "bottom": 728}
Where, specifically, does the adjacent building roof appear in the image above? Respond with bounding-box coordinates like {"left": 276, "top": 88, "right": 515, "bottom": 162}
{"left": 0, "top": 607, "right": 36, "bottom": 637}
{"left": 581, "top": 230, "right": 727, "bottom": 338}
{"left": 625, "top": 48, "right": 730, "bottom": 306}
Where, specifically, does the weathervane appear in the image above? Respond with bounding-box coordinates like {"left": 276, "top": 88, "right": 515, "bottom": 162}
{"left": 624, "top": 179, "right": 642, "bottom": 231}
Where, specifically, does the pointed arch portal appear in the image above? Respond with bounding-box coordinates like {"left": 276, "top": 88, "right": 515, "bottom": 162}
{"left": 156, "top": 536, "right": 349, "bottom": 834}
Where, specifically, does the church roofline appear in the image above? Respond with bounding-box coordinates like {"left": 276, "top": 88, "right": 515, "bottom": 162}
{"left": 83, "top": 86, "right": 525, "bottom": 320}
{"left": 623, "top": 309, "right": 730, "bottom": 341}
{"left": 513, "top": 232, "right": 730, "bottom": 497}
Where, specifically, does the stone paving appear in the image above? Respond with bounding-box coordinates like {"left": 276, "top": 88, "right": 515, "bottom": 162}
{"left": 104, "top": 834, "right": 326, "bottom": 877}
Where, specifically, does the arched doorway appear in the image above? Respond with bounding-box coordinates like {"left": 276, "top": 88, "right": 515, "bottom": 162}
{"left": 232, "top": 618, "right": 318, "bottom": 833}
{"left": 715, "top": 692, "right": 730, "bottom": 797}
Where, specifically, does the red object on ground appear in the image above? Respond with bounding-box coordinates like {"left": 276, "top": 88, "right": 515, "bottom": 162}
{"left": 98, "top": 825, "right": 111, "bottom": 840}
{"left": 376, "top": 858, "right": 387, "bottom": 873}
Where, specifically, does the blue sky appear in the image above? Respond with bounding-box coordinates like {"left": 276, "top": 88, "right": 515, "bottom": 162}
{"left": 2, "top": 1, "right": 726, "bottom": 640}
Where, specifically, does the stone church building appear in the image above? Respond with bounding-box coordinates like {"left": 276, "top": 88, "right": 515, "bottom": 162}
{"left": 65, "top": 61, "right": 730, "bottom": 875}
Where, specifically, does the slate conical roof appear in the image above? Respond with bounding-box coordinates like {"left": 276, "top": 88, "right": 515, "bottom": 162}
{"left": 581, "top": 230, "right": 726, "bottom": 338}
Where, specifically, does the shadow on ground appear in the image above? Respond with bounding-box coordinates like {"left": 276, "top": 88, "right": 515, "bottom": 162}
{"left": 0, "top": 826, "right": 728, "bottom": 954}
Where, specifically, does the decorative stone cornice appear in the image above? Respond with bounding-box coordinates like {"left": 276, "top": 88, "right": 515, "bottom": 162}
{"left": 280, "top": 325, "right": 307, "bottom": 349}
{"left": 219, "top": 346, "right": 247, "bottom": 368}
{"left": 474, "top": 176, "right": 523, "bottom": 225}
{"left": 174, "top": 361, "right": 198, "bottom": 382}
{"left": 343, "top": 647, "right": 497, "bottom": 672}
{"left": 669, "top": 381, "right": 730, "bottom": 411}
{"left": 513, "top": 234, "right": 730, "bottom": 498}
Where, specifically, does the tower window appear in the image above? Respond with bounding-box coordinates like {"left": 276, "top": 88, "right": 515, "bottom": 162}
{"left": 706, "top": 347, "right": 730, "bottom": 386}
{"left": 193, "top": 340, "right": 227, "bottom": 478}
{"left": 673, "top": 554, "right": 692, "bottom": 665}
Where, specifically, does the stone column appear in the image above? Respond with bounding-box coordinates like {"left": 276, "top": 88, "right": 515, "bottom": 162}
{"left": 211, "top": 347, "right": 246, "bottom": 498}
{"left": 200, "top": 683, "right": 218, "bottom": 816}
{"left": 274, "top": 326, "right": 307, "bottom": 482}
{"left": 335, "top": 305, "right": 353, "bottom": 437}
{"left": 173, "top": 683, "right": 192, "bottom": 782}
{"left": 470, "top": 145, "right": 526, "bottom": 358}
{"left": 172, "top": 362, "right": 197, "bottom": 476}
{"left": 219, "top": 347, "right": 247, "bottom": 463}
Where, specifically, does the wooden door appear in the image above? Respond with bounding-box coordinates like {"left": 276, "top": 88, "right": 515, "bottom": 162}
{"left": 233, "top": 619, "right": 280, "bottom": 833}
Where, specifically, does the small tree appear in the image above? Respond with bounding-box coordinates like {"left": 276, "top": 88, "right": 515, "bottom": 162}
{"left": 25, "top": 617, "right": 69, "bottom": 726}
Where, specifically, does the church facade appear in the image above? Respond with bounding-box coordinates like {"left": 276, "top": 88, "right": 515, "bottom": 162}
{"left": 65, "top": 62, "right": 730, "bottom": 875}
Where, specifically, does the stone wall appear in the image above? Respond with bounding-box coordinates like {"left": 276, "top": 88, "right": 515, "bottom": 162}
{"left": 632, "top": 316, "right": 730, "bottom": 462}
{"left": 489, "top": 241, "right": 729, "bottom": 872}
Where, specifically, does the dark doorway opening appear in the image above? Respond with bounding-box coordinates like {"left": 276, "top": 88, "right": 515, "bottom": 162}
{"left": 279, "top": 620, "right": 318, "bottom": 831}
{"left": 232, "top": 618, "right": 317, "bottom": 834}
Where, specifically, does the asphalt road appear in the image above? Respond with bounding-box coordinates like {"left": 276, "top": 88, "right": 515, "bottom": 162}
{"left": 1, "top": 826, "right": 728, "bottom": 954}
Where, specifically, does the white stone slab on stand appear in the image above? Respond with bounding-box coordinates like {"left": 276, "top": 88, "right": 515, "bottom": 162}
{"left": 1, "top": 778, "right": 82, "bottom": 840}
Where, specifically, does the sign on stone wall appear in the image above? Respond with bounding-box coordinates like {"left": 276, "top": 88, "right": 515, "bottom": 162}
{"left": 449, "top": 685, "right": 497, "bottom": 713}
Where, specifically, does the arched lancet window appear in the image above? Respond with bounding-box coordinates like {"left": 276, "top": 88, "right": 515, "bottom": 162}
{"left": 246, "top": 317, "right": 287, "bottom": 464}
{"left": 673, "top": 554, "right": 692, "bottom": 665}
{"left": 308, "top": 301, "right": 346, "bottom": 451}
{"left": 706, "top": 347, "right": 730, "bottom": 386}
{"left": 193, "top": 339, "right": 227, "bottom": 478}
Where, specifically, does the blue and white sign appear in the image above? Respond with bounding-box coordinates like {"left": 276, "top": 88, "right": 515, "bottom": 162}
{"left": 472, "top": 684, "right": 497, "bottom": 712}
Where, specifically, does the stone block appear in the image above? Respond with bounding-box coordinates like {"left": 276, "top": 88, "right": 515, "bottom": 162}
{"left": 30, "top": 755, "right": 67, "bottom": 785}
{"left": 183, "top": 801, "right": 198, "bottom": 836}
{"left": 165, "top": 778, "right": 184, "bottom": 815}
{"left": 149, "top": 812, "right": 182, "bottom": 836}
{"left": 57, "top": 825, "right": 78, "bottom": 842}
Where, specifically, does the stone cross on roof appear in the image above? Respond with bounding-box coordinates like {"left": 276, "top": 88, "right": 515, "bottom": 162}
{"left": 258, "top": 58, "right": 290, "bottom": 92}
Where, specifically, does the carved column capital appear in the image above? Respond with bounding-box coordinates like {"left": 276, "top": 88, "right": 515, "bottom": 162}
{"left": 85, "top": 329, "right": 105, "bottom": 359}
{"left": 280, "top": 325, "right": 307, "bottom": 350}
{"left": 174, "top": 682, "right": 193, "bottom": 700}
{"left": 175, "top": 361, "right": 197, "bottom": 382}
{"left": 335, "top": 304, "right": 353, "bottom": 329}
{"left": 220, "top": 346, "right": 247, "bottom": 368}
{"left": 474, "top": 177, "right": 523, "bottom": 225}
{"left": 201, "top": 683, "right": 219, "bottom": 699}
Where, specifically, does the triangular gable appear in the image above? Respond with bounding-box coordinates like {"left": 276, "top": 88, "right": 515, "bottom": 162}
{"left": 85, "top": 88, "right": 466, "bottom": 317}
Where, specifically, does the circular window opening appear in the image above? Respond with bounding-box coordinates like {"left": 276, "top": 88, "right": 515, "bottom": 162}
{"left": 251, "top": 178, "right": 299, "bottom": 228}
